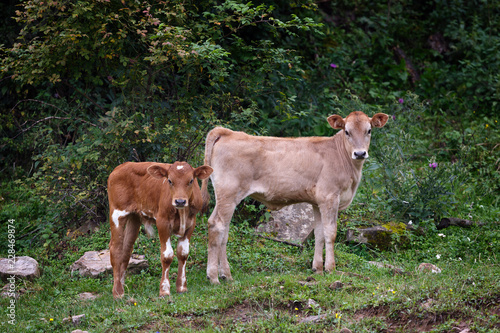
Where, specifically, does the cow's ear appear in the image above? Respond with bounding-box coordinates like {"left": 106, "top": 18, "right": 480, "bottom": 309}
{"left": 147, "top": 164, "right": 168, "bottom": 179}
{"left": 370, "top": 113, "right": 389, "bottom": 128}
{"left": 327, "top": 115, "right": 345, "bottom": 129}
{"left": 194, "top": 165, "right": 213, "bottom": 180}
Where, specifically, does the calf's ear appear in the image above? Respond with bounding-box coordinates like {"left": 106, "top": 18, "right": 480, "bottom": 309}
{"left": 147, "top": 164, "right": 169, "bottom": 179}
{"left": 327, "top": 115, "right": 345, "bottom": 129}
{"left": 194, "top": 165, "right": 213, "bottom": 180}
{"left": 370, "top": 113, "right": 389, "bottom": 128}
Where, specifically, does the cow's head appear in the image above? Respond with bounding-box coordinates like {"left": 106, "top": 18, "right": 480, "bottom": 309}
{"left": 147, "top": 162, "right": 213, "bottom": 209}
{"left": 327, "top": 111, "right": 388, "bottom": 160}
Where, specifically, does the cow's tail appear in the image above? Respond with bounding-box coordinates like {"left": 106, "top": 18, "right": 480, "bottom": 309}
{"left": 201, "top": 127, "right": 226, "bottom": 215}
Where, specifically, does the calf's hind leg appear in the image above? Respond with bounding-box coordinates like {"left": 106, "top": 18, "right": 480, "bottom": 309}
{"left": 110, "top": 213, "right": 141, "bottom": 298}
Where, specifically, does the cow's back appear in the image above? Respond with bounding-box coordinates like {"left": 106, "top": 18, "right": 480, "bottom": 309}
{"left": 108, "top": 162, "right": 167, "bottom": 212}
{"left": 206, "top": 128, "right": 357, "bottom": 208}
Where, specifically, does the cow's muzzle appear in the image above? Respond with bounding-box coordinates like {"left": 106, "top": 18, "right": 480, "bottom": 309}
{"left": 353, "top": 151, "right": 368, "bottom": 159}
{"left": 174, "top": 199, "right": 187, "bottom": 208}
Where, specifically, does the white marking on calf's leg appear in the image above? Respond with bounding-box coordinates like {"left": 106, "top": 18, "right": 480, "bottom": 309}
{"left": 161, "top": 268, "right": 170, "bottom": 294}
{"left": 112, "top": 209, "right": 129, "bottom": 228}
{"left": 178, "top": 238, "right": 189, "bottom": 257}
{"left": 163, "top": 239, "right": 174, "bottom": 259}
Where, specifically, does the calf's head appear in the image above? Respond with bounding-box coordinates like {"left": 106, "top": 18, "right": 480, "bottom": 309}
{"left": 327, "top": 111, "right": 389, "bottom": 160}
{"left": 147, "top": 162, "right": 213, "bottom": 209}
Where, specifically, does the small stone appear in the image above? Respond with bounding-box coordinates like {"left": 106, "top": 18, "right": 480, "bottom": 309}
{"left": 78, "top": 292, "right": 99, "bottom": 301}
{"left": 417, "top": 263, "right": 441, "bottom": 274}
{"left": 63, "top": 314, "right": 85, "bottom": 325}
{"left": 306, "top": 298, "right": 319, "bottom": 308}
{"left": 330, "top": 281, "right": 344, "bottom": 290}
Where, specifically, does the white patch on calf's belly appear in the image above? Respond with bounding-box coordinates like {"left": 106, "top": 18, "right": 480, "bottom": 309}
{"left": 111, "top": 209, "right": 129, "bottom": 228}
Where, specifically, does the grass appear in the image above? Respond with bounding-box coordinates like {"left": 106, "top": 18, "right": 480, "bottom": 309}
{"left": 1, "top": 214, "right": 499, "bottom": 333}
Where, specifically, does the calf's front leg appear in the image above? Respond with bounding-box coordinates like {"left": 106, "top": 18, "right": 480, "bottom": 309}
{"left": 319, "top": 194, "right": 340, "bottom": 272}
{"left": 158, "top": 223, "right": 174, "bottom": 297}
{"left": 176, "top": 236, "right": 190, "bottom": 293}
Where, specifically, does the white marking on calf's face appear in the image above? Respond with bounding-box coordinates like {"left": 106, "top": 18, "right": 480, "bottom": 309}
{"left": 111, "top": 209, "right": 129, "bottom": 228}
{"left": 177, "top": 165, "right": 184, "bottom": 170}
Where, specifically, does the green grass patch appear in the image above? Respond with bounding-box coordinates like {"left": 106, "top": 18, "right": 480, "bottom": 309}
{"left": 1, "top": 217, "right": 498, "bottom": 332}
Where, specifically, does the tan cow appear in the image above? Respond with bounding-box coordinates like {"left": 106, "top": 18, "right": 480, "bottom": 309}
{"left": 201, "top": 111, "right": 388, "bottom": 284}
{"left": 107, "top": 161, "right": 212, "bottom": 298}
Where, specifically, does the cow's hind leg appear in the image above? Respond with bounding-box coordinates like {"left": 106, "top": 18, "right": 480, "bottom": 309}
{"left": 312, "top": 205, "right": 324, "bottom": 273}
{"left": 207, "top": 201, "right": 237, "bottom": 284}
{"left": 110, "top": 213, "right": 141, "bottom": 298}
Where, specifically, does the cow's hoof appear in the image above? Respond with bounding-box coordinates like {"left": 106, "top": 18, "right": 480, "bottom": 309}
{"left": 312, "top": 267, "right": 323, "bottom": 274}
{"left": 207, "top": 275, "right": 220, "bottom": 285}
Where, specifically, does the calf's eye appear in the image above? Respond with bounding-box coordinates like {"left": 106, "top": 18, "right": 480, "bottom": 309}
{"left": 368, "top": 129, "right": 371, "bottom": 135}
{"left": 168, "top": 179, "right": 173, "bottom": 185}
{"left": 345, "top": 130, "right": 350, "bottom": 136}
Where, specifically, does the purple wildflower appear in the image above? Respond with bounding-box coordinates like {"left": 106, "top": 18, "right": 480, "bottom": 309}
{"left": 392, "top": 115, "right": 396, "bottom": 121}
{"left": 398, "top": 98, "right": 404, "bottom": 104}
{"left": 429, "top": 162, "right": 437, "bottom": 169}
{"left": 330, "top": 63, "right": 338, "bottom": 68}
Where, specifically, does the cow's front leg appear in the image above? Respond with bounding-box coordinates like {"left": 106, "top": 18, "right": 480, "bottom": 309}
{"left": 312, "top": 205, "right": 324, "bottom": 273}
{"left": 176, "top": 236, "right": 190, "bottom": 293}
{"left": 319, "top": 194, "right": 340, "bottom": 273}
{"left": 158, "top": 224, "right": 174, "bottom": 297}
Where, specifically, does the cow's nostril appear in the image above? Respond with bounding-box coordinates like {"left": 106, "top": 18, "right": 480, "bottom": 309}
{"left": 175, "top": 199, "right": 187, "bottom": 207}
{"left": 354, "top": 151, "right": 367, "bottom": 159}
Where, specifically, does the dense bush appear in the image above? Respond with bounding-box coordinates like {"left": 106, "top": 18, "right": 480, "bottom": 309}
{"left": 0, "top": 0, "right": 498, "bottom": 253}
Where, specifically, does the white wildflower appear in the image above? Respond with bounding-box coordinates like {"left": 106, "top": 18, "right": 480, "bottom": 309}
{"left": 436, "top": 254, "right": 441, "bottom": 259}
{"left": 438, "top": 233, "right": 446, "bottom": 238}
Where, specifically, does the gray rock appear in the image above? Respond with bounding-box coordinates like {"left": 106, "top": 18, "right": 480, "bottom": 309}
{"left": 0, "top": 256, "right": 40, "bottom": 281}
{"left": 71, "top": 250, "right": 148, "bottom": 278}
{"left": 256, "top": 203, "right": 315, "bottom": 244}
{"left": 346, "top": 226, "right": 392, "bottom": 249}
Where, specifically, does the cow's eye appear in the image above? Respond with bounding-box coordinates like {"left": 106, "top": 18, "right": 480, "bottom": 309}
{"left": 167, "top": 179, "right": 173, "bottom": 185}
{"left": 189, "top": 179, "right": 194, "bottom": 185}
{"left": 367, "top": 129, "right": 371, "bottom": 135}
{"left": 345, "top": 130, "right": 350, "bottom": 136}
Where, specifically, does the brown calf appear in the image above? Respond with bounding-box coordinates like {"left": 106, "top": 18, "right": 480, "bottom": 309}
{"left": 107, "top": 161, "right": 212, "bottom": 297}
{"left": 201, "top": 111, "right": 388, "bottom": 284}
